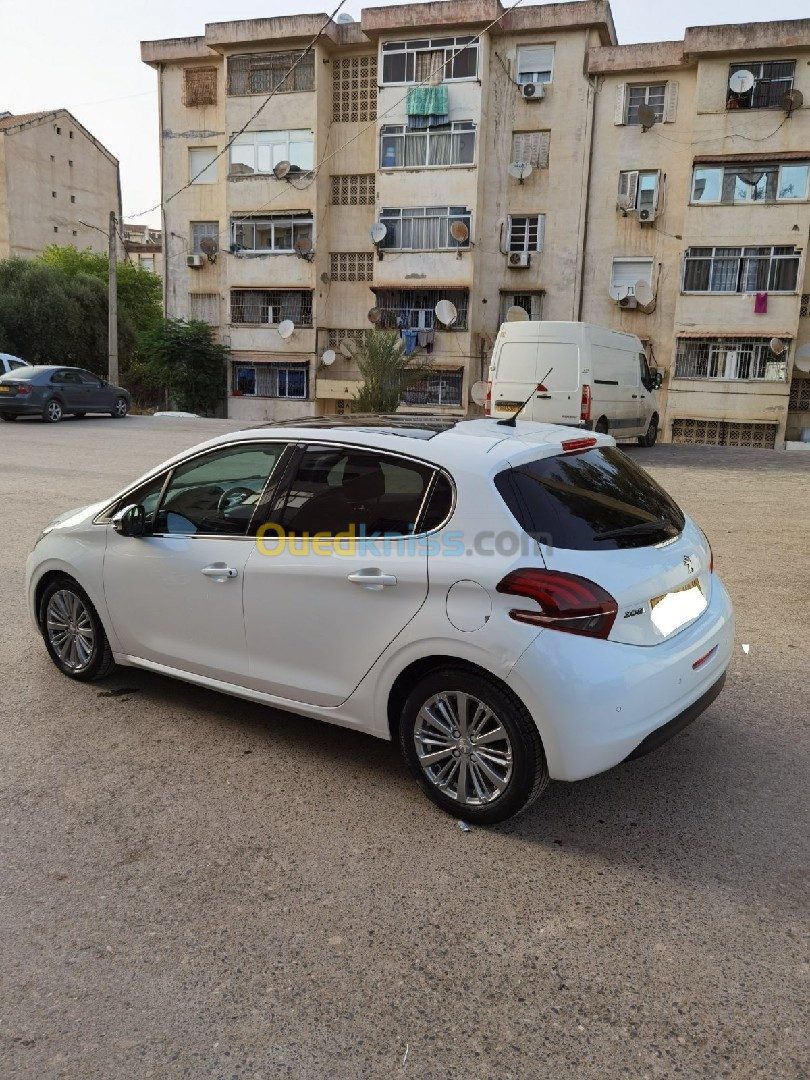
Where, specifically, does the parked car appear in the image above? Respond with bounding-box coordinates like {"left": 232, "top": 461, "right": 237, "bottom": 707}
{"left": 0, "top": 352, "right": 30, "bottom": 375}
{"left": 487, "top": 321, "right": 663, "bottom": 446}
{"left": 0, "top": 366, "right": 130, "bottom": 422}
{"left": 26, "top": 416, "right": 733, "bottom": 822}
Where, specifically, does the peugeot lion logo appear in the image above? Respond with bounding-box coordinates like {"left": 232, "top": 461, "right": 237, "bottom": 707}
{"left": 683, "top": 555, "right": 695, "bottom": 574}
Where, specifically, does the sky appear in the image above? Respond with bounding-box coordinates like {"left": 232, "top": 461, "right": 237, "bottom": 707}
{"left": 1, "top": 0, "right": 807, "bottom": 228}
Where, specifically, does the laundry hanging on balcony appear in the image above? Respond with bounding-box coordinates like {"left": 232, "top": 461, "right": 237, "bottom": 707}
{"left": 406, "top": 85, "right": 449, "bottom": 129}
{"left": 754, "top": 292, "right": 768, "bottom": 314}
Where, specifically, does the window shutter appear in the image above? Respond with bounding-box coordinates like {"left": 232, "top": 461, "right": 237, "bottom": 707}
{"left": 664, "top": 81, "right": 679, "bottom": 123}
{"left": 517, "top": 45, "right": 554, "bottom": 78}
{"left": 535, "top": 131, "right": 550, "bottom": 168}
{"left": 614, "top": 83, "right": 627, "bottom": 125}
{"left": 617, "top": 170, "right": 639, "bottom": 208}
{"left": 537, "top": 215, "right": 545, "bottom": 252}
{"left": 511, "top": 131, "right": 550, "bottom": 168}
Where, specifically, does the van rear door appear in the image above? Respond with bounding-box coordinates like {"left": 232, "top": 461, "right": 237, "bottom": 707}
{"left": 492, "top": 339, "right": 581, "bottom": 424}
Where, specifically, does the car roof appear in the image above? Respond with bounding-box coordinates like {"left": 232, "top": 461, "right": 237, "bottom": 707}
{"left": 213, "top": 415, "right": 614, "bottom": 473}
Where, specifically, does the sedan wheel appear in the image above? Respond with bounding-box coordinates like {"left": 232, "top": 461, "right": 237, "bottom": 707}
{"left": 43, "top": 398, "right": 63, "bottom": 423}
{"left": 39, "top": 576, "right": 115, "bottom": 681}
{"left": 638, "top": 417, "right": 658, "bottom": 447}
{"left": 112, "top": 396, "right": 128, "bottom": 418}
{"left": 400, "top": 669, "right": 548, "bottom": 824}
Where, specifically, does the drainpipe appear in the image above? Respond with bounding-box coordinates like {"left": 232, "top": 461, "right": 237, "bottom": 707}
{"left": 158, "top": 63, "right": 168, "bottom": 321}
{"left": 574, "top": 31, "right": 598, "bottom": 322}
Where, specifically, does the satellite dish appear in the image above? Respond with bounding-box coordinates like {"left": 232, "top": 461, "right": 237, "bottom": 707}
{"left": 729, "top": 69, "right": 755, "bottom": 95}
{"left": 367, "top": 307, "right": 381, "bottom": 324}
{"left": 277, "top": 319, "right": 295, "bottom": 339}
{"left": 321, "top": 349, "right": 336, "bottom": 367}
{"left": 199, "top": 235, "right": 219, "bottom": 256}
{"left": 617, "top": 193, "right": 634, "bottom": 212}
{"left": 505, "top": 305, "right": 530, "bottom": 322}
{"left": 434, "top": 299, "right": 457, "bottom": 326}
{"left": 508, "top": 161, "right": 533, "bottom": 182}
{"left": 636, "top": 104, "right": 657, "bottom": 129}
{"left": 335, "top": 11, "right": 354, "bottom": 22}
{"left": 450, "top": 220, "right": 469, "bottom": 244}
{"left": 781, "top": 88, "right": 804, "bottom": 114}
{"left": 370, "top": 223, "right": 387, "bottom": 245}
{"left": 339, "top": 338, "right": 357, "bottom": 358}
{"left": 608, "top": 284, "right": 629, "bottom": 302}
{"left": 273, "top": 160, "right": 291, "bottom": 180}
{"left": 634, "top": 280, "right": 655, "bottom": 309}
{"left": 794, "top": 343, "right": 810, "bottom": 372}
{"left": 295, "top": 235, "right": 313, "bottom": 255}
{"left": 738, "top": 171, "right": 764, "bottom": 187}
{"left": 470, "top": 381, "right": 489, "bottom": 406}
{"left": 769, "top": 337, "right": 786, "bottom": 356}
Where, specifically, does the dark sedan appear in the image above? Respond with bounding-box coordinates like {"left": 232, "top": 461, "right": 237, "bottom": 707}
{"left": 0, "top": 366, "right": 130, "bottom": 423}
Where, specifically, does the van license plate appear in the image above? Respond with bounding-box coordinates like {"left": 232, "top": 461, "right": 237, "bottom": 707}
{"left": 495, "top": 401, "right": 522, "bottom": 413}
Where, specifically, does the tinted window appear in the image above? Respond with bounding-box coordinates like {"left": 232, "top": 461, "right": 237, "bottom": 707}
{"left": 154, "top": 444, "right": 285, "bottom": 536}
{"left": 52, "top": 370, "right": 81, "bottom": 384}
{"left": 9, "top": 359, "right": 26, "bottom": 370}
{"left": 77, "top": 369, "right": 102, "bottom": 385}
{"left": 276, "top": 447, "right": 434, "bottom": 536}
{"left": 495, "top": 448, "right": 685, "bottom": 550}
{"left": 420, "top": 473, "right": 454, "bottom": 531}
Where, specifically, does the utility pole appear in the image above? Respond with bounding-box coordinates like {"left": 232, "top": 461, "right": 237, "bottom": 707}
{"left": 108, "top": 210, "right": 118, "bottom": 385}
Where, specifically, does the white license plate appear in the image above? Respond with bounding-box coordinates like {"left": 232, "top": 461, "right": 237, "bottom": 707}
{"left": 650, "top": 579, "right": 707, "bottom": 637}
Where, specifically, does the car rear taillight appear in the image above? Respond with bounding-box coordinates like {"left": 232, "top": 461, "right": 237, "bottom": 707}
{"left": 496, "top": 569, "right": 618, "bottom": 640}
{"left": 580, "top": 383, "right": 591, "bottom": 422}
{"left": 15, "top": 383, "right": 32, "bottom": 396}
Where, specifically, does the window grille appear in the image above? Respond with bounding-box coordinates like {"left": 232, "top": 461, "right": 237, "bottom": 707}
{"left": 183, "top": 68, "right": 217, "bottom": 107}
{"left": 232, "top": 362, "right": 309, "bottom": 399}
{"left": 330, "top": 253, "right": 374, "bottom": 282}
{"left": 332, "top": 55, "right": 377, "bottom": 122}
{"left": 331, "top": 174, "right": 375, "bottom": 205}
{"left": 728, "top": 61, "right": 795, "bottom": 110}
{"left": 801, "top": 294, "right": 810, "bottom": 318}
{"left": 671, "top": 419, "right": 777, "bottom": 448}
{"left": 189, "top": 293, "right": 219, "bottom": 325}
{"left": 682, "top": 247, "right": 800, "bottom": 294}
{"left": 228, "top": 51, "right": 314, "bottom": 96}
{"left": 326, "top": 328, "right": 366, "bottom": 349}
{"left": 372, "top": 289, "right": 469, "bottom": 330}
{"left": 501, "top": 293, "right": 543, "bottom": 321}
{"left": 400, "top": 369, "right": 464, "bottom": 407}
{"left": 674, "top": 337, "right": 789, "bottom": 381}
{"left": 788, "top": 377, "right": 810, "bottom": 412}
{"left": 230, "top": 290, "right": 313, "bottom": 326}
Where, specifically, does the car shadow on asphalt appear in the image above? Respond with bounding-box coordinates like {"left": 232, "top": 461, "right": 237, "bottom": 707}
{"left": 95, "top": 665, "right": 801, "bottom": 909}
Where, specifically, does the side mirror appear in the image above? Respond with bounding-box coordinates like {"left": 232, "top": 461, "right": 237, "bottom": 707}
{"left": 654, "top": 371, "right": 664, "bottom": 389}
{"left": 112, "top": 503, "right": 146, "bottom": 537}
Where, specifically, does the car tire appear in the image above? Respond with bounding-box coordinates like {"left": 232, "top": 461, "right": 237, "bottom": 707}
{"left": 42, "top": 398, "right": 63, "bottom": 423}
{"left": 1, "top": 413, "right": 18, "bottom": 421}
{"left": 399, "top": 669, "right": 549, "bottom": 824}
{"left": 638, "top": 416, "right": 658, "bottom": 447}
{"left": 39, "top": 575, "right": 115, "bottom": 682}
{"left": 595, "top": 417, "right": 609, "bottom": 435}
{"left": 111, "top": 397, "right": 128, "bottom": 418}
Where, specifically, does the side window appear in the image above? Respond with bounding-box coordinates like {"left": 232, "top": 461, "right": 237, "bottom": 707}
{"left": 117, "top": 473, "right": 169, "bottom": 529}
{"left": 639, "top": 353, "right": 652, "bottom": 391}
{"left": 154, "top": 443, "right": 285, "bottom": 537}
{"left": 77, "top": 369, "right": 102, "bottom": 385}
{"left": 275, "top": 447, "right": 435, "bottom": 537}
{"left": 420, "top": 473, "right": 454, "bottom": 531}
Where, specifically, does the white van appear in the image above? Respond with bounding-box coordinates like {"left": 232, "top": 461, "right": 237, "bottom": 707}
{"left": 487, "top": 321, "right": 662, "bottom": 445}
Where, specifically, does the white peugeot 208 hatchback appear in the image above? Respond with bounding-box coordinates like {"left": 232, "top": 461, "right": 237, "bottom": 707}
{"left": 26, "top": 417, "right": 734, "bottom": 823}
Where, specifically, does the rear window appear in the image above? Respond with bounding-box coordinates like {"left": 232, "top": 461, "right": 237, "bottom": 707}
{"left": 495, "top": 447, "right": 685, "bottom": 550}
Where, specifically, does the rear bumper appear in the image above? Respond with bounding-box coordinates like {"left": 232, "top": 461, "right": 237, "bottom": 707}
{"left": 0, "top": 399, "right": 40, "bottom": 414}
{"left": 506, "top": 575, "right": 734, "bottom": 782}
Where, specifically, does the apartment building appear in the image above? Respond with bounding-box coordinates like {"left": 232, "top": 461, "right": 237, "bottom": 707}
{"left": 0, "top": 110, "right": 121, "bottom": 260}
{"left": 141, "top": 3, "right": 810, "bottom": 445}
{"left": 123, "top": 223, "right": 163, "bottom": 274}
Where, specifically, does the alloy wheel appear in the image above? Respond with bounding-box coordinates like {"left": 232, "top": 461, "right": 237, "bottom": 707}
{"left": 46, "top": 400, "right": 63, "bottom": 422}
{"left": 45, "top": 589, "right": 95, "bottom": 672}
{"left": 114, "top": 397, "right": 128, "bottom": 417}
{"left": 413, "top": 691, "right": 514, "bottom": 805}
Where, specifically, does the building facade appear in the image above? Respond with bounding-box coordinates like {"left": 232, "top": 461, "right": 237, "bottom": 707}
{"left": 141, "top": 4, "right": 810, "bottom": 445}
{"left": 0, "top": 110, "right": 121, "bottom": 261}
{"left": 123, "top": 223, "right": 163, "bottom": 274}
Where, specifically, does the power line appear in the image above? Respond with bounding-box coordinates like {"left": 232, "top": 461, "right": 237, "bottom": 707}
{"left": 128, "top": 0, "right": 349, "bottom": 219}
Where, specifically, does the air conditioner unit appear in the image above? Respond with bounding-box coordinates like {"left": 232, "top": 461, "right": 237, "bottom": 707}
{"left": 187, "top": 254, "right": 204, "bottom": 268}
{"left": 618, "top": 294, "right": 638, "bottom": 309}
{"left": 521, "top": 82, "right": 545, "bottom": 101}
{"left": 637, "top": 208, "right": 657, "bottom": 223}
{"left": 508, "top": 251, "right": 531, "bottom": 268}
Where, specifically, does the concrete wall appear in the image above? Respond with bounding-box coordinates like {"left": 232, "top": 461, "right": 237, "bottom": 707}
{"left": 1, "top": 114, "right": 119, "bottom": 260}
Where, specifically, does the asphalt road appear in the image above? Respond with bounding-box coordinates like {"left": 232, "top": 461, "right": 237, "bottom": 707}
{"left": 1, "top": 415, "right": 808, "bottom": 1079}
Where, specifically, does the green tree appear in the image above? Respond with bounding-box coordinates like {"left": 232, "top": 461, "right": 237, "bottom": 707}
{"left": 350, "top": 330, "right": 431, "bottom": 413}
{"left": 139, "top": 319, "right": 230, "bottom": 416}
